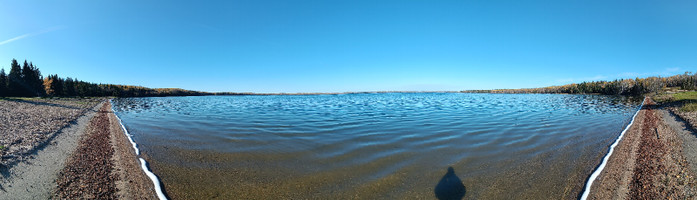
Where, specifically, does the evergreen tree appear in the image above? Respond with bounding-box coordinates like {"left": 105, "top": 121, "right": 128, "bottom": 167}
{"left": 8, "top": 59, "right": 23, "bottom": 97}
{"left": 29, "top": 62, "right": 45, "bottom": 96}
{"left": 0, "top": 68, "right": 7, "bottom": 97}
{"left": 19, "top": 61, "right": 44, "bottom": 96}
{"left": 50, "top": 75, "right": 64, "bottom": 96}
{"left": 64, "top": 77, "right": 76, "bottom": 96}
{"left": 21, "top": 60, "right": 32, "bottom": 96}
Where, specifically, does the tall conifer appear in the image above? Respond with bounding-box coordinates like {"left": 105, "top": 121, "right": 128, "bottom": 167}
{"left": 8, "top": 59, "right": 23, "bottom": 97}
{"left": 0, "top": 68, "right": 7, "bottom": 97}
{"left": 30, "top": 62, "right": 45, "bottom": 96}
{"left": 21, "top": 60, "right": 32, "bottom": 96}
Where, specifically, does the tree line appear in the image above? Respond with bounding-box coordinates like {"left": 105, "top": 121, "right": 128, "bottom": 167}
{"left": 0, "top": 59, "right": 209, "bottom": 97}
{"left": 2, "top": 58, "right": 696, "bottom": 98}
{"left": 464, "top": 72, "right": 697, "bottom": 95}
{"left": 0, "top": 59, "right": 45, "bottom": 97}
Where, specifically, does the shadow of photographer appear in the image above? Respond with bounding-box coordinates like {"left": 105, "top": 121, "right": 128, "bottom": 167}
{"left": 434, "top": 166, "right": 466, "bottom": 200}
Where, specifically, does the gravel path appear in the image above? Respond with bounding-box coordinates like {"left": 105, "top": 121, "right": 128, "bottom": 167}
{"left": 54, "top": 103, "right": 118, "bottom": 199}
{"left": 53, "top": 101, "right": 158, "bottom": 199}
{"left": 0, "top": 98, "right": 102, "bottom": 167}
{"left": 661, "top": 109, "right": 697, "bottom": 197}
{"left": 0, "top": 99, "right": 102, "bottom": 199}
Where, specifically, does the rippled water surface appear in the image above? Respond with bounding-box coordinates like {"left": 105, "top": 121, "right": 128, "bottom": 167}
{"left": 112, "top": 93, "right": 641, "bottom": 199}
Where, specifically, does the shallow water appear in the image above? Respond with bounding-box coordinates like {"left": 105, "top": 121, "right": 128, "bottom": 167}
{"left": 112, "top": 93, "right": 641, "bottom": 199}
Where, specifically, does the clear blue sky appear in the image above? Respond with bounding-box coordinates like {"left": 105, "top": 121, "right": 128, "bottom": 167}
{"left": 0, "top": 1, "right": 695, "bottom": 93}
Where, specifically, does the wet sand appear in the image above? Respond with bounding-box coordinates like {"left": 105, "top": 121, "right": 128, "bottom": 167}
{"left": 588, "top": 97, "right": 697, "bottom": 199}
{"left": 108, "top": 103, "right": 159, "bottom": 200}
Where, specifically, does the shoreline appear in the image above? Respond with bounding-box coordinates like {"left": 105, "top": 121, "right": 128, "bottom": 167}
{"left": 581, "top": 97, "right": 645, "bottom": 199}
{"left": 109, "top": 100, "right": 167, "bottom": 199}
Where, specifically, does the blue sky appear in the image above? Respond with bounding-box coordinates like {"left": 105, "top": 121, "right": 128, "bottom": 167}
{"left": 0, "top": 1, "right": 695, "bottom": 93}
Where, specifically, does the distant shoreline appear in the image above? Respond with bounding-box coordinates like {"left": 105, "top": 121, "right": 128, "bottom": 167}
{"left": 211, "top": 90, "right": 463, "bottom": 96}
{"left": 209, "top": 91, "right": 610, "bottom": 96}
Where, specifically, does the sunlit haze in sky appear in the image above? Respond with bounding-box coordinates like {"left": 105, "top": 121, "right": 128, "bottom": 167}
{"left": 0, "top": 1, "right": 696, "bottom": 93}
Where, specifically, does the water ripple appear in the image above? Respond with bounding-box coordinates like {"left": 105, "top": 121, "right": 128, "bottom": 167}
{"left": 112, "top": 93, "right": 641, "bottom": 199}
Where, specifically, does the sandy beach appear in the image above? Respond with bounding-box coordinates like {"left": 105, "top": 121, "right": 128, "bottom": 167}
{"left": 588, "top": 97, "right": 697, "bottom": 199}
{"left": 0, "top": 98, "right": 156, "bottom": 199}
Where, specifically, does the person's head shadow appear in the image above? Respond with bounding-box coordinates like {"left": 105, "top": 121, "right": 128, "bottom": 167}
{"left": 434, "top": 166, "right": 466, "bottom": 200}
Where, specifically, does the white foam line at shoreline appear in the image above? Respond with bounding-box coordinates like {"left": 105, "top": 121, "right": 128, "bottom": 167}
{"left": 109, "top": 99, "right": 168, "bottom": 200}
{"left": 580, "top": 97, "right": 646, "bottom": 200}
{"left": 140, "top": 158, "right": 168, "bottom": 200}
{"left": 111, "top": 101, "right": 139, "bottom": 155}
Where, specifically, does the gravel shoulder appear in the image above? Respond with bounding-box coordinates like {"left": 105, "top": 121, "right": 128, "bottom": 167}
{"left": 588, "top": 97, "right": 697, "bottom": 199}
{"left": 0, "top": 100, "right": 102, "bottom": 199}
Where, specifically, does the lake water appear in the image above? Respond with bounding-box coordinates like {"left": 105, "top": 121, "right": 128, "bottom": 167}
{"left": 111, "top": 93, "right": 641, "bottom": 199}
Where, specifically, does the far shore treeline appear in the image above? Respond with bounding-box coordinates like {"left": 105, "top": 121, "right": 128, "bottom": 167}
{"left": 1, "top": 58, "right": 697, "bottom": 98}
{"left": 463, "top": 74, "right": 695, "bottom": 96}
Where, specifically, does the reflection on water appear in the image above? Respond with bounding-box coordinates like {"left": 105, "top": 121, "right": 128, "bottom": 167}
{"left": 112, "top": 93, "right": 641, "bottom": 199}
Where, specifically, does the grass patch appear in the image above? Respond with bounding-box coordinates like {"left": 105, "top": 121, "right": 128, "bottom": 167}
{"left": 673, "top": 91, "right": 697, "bottom": 101}
{"left": 665, "top": 91, "right": 697, "bottom": 112}
{"left": 11, "top": 97, "right": 41, "bottom": 100}
{"left": 681, "top": 103, "right": 697, "bottom": 112}
{"left": 0, "top": 97, "right": 37, "bottom": 102}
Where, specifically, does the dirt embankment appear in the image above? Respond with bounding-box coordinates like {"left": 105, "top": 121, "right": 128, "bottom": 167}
{"left": 54, "top": 101, "right": 157, "bottom": 199}
{"left": 589, "top": 97, "right": 697, "bottom": 199}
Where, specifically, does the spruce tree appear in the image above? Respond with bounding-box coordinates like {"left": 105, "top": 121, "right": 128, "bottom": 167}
{"left": 0, "top": 68, "right": 7, "bottom": 97}
{"left": 30, "top": 62, "right": 45, "bottom": 96}
{"left": 49, "top": 75, "right": 64, "bottom": 96}
{"left": 8, "top": 59, "right": 23, "bottom": 97}
{"left": 19, "top": 60, "right": 44, "bottom": 96}
{"left": 21, "top": 60, "right": 32, "bottom": 96}
{"left": 64, "top": 77, "right": 75, "bottom": 96}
